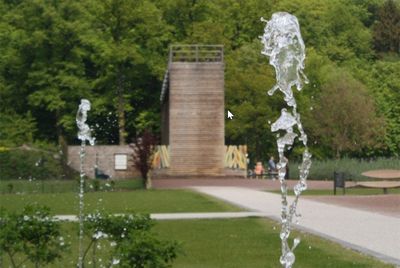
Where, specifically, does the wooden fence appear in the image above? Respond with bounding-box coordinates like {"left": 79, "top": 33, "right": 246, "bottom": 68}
{"left": 152, "top": 145, "right": 247, "bottom": 170}
{"left": 152, "top": 145, "right": 170, "bottom": 168}
{"left": 224, "top": 145, "right": 247, "bottom": 169}
{"left": 169, "top": 45, "right": 224, "bottom": 63}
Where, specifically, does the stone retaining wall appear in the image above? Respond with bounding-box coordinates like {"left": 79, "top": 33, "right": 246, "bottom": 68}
{"left": 68, "top": 145, "right": 140, "bottom": 179}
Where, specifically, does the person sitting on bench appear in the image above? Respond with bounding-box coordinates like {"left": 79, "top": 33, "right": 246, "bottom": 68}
{"left": 254, "top": 162, "right": 265, "bottom": 178}
{"left": 268, "top": 156, "right": 277, "bottom": 172}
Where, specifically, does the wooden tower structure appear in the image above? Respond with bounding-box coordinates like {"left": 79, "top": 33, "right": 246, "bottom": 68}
{"left": 160, "top": 45, "right": 225, "bottom": 176}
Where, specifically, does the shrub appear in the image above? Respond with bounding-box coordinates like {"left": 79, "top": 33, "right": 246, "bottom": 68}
{"left": 6, "top": 183, "right": 13, "bottom": 193}
{"left": 130, "top": 131, "right": 157, "bottom": 187}
{"left": 0, "top": 205, "right": 68, "bottom": 267}
{"left": 110, "top": 180, "right": 116, "bottom": 190}
{"left": 288, "top": 157, "right": 400, "bottom": 181}
{"left": 92, "top": 180, "right": 100, "bottom": 192}
{"left": 82, "top": 211, "right": 180, "bottom": 267}
{"left": 0, "top": 112, "right": 36, "bottom": 148}
{"left": 0, "top": 144, "right": 63, "bottom": 180}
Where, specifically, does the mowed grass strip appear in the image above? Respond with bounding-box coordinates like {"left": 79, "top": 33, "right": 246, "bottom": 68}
{"left": 0, "top": 189, "right": 242, "bottom": 214}
{"left": 5, "top": 219, "right": 392, "bottom": 268}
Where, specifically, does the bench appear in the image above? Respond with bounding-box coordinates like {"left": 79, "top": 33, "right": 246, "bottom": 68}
{"left": 95, "top": 168, "right": 110, "bottom": 180}
{"left": 355, "top": 181, "right": 400, "bottom": 194}
{"left": 247, "top": 170, "right": 278, "bottom": 180}
{"left": 358, "top": 169, "right": 400, "bottom": 194}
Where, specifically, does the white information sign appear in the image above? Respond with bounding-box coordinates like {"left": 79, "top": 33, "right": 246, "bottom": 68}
{"left": 114, "top": 154, "right": 127, "bottom": 170}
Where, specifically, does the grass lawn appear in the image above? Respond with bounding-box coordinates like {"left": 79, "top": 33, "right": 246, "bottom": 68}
{"left": 269, "top": 188, "right": 400, "bottom": 196}
{"left": 1, "top": 219, "right": 393, "bottom": 267}
{"left": 0, "top": 189, "right": 242, "bottom": 214}
{"left": 154, "top": 218, "right": 394, "bottom": 268}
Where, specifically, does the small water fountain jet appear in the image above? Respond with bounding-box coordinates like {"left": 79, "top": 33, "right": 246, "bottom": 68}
{"left": 76, "top": 99, "right": 95, "bottom": 268}
{"left": 260, "top": 12, "right": 312, "bottom": 268}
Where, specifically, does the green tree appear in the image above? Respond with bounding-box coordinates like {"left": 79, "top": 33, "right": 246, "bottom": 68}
{"left": 225, "top": 41, "right": 279, "bottom": 162}
{"left": 0, "top": 1, "right": 91, "bottom": 144}
{"left": 363, "top": 61, "right": 400, "bottom": 156}
{"left": 373, "top": 0, "right": 400, "bottom": 54}
{"left": 83, "top": 0, "right": 170, "bottom": 145}
{"left": 155, "top": 0, "right": 214, "bottom": 41}
{"left": 0, "top": 111, "right": 36, "bottom": 147}
{"left": 186, "top": 0, "right": 269, "bottom": 49}
{"left": 311, "top": 72, "right": 385, "bottom": 158}
{"left": 0, "top": 205, "right": 67, "bottom": 268}
{"left": 274, "top": 0, "right": 374, "bottom": 62}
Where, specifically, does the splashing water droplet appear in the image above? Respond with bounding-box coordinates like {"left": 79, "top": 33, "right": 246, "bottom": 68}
{"left": 280, "top": 251, "right": 295, "bottom": 267}
{"left": 76, "top": 99, "right": 95, "bottom": 146}
{"left": 293, "top": 237, "right": 301, "bottom": 248}
{"left": 261, "top": 12, "right": 312, "bottom": 268}
{"left": 76, "top": 99, "right": 95, "bottom": 268}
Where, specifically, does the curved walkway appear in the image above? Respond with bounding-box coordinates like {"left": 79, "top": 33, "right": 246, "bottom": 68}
{"left": 193, "top": 186, "right": 400, "bottom": 266}
{"left": 152, "top": 178, "right": 337, "bottom": 190}
{"left": 305, "top": 195, "right": 400, "bottom": 218}
{"left": 55, "top": 212, "right": 268, "bottom": 222}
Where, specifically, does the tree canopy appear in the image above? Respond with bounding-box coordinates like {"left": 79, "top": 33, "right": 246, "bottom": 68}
{"left": 0, "top": 0, "right": 399, "bottom": 160}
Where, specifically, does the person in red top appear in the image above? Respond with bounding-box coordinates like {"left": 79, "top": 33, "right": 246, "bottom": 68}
{"left": 254, "top": 162, "right": 265, "bottom": 178}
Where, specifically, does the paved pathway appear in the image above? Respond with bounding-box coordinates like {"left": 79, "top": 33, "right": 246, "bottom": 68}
{"left": 55, "top": 212, "right": 268, "bottom": 222}
{"left": 193, "top": 186, "right": 400, "bottom": 266}
{"left": 152, "top": 178, "right": 338, "bottom": 190}
{"left": 305, "top": 195, "right": 400, "bottom": 218}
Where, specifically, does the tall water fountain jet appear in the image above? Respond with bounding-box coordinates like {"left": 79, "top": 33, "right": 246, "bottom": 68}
{"left": 260, "top": 12, "right": 312, "bottom": 268}
{"left": 76, "top": 99, "right": 95, "bottom": 268}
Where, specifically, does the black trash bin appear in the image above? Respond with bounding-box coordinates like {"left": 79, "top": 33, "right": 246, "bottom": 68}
{"left": 333, "top": 171, "right": 346, "bottom": 195}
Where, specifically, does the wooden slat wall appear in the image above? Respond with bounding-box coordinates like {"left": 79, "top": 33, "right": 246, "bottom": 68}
{"left": 169, "top": 62, "right": 225, "bottom": 176}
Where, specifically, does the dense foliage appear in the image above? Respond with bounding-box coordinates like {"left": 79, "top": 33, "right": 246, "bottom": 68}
{"left": 0, "top": 206, "right": 179, "bottom": 267}
{"left": 0, "top": 205, "right": 68, "bottom": 267}
{"left": 130, "top": 130, "right": 157, "bottom": 185}
{"left": 83, "top": 211, "right": 179, "bottom": 267}
{"left": 0, "top": 144, "right": 64, "bottom": 180}
{"left": 0, "top": 0, "right": 399, "bottom": 162}
{"left": 288, "top": 157, "right": 400, "bottom": 181}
